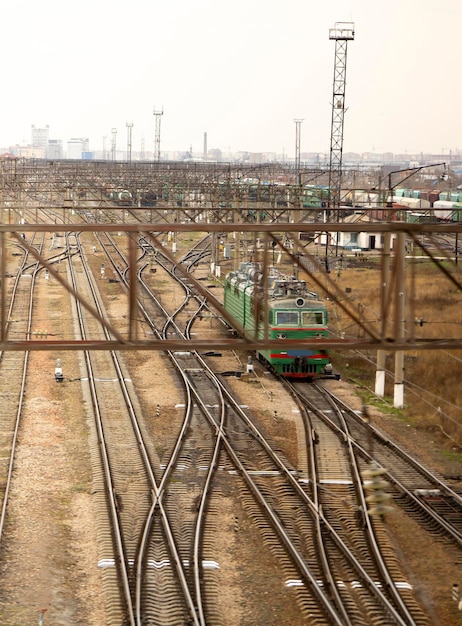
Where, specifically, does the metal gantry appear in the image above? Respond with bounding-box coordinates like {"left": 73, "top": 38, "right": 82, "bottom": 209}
{"left": 0, "top": 158, "right": 461, "bottom": 356}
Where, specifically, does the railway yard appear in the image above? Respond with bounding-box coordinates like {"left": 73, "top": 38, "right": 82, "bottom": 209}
{"left": 0, "top": 160, "right": 461, "bottom": 625}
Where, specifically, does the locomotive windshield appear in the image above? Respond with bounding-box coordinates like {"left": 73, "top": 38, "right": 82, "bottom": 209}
{"left": 301, "top": 311, "right": 325, "bottom": 325}
{"left": 276, "top": 310, "right": 325, "bottom": 326}
{"left": 276, "top": 311, "right": 299, "bottom": 325}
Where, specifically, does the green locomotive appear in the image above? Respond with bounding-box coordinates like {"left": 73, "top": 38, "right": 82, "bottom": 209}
{"left": 223, "top": 263, "right": 333, "bottom": 379}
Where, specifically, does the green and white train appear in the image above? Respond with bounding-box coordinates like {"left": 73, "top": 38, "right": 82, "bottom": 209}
{"left": 223, "top": 263, "right": 335, "bottom": 379}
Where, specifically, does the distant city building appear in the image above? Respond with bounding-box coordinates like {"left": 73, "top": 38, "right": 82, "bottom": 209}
{"left": 66, "top": 138, "right": 90, "bottom": 159}
{"left": 47, "top": 140, "right": 63, "bottom": 159}
{"left": 208, "top": 148, "right": 222, "bottom": 161}
{"left": 10, "top": 145, "right": 45, "bottom": 159}
{"left": 1, "top": 126, "right": 461, "bottom": 168}
{"left": 31, "top": 125, "right": 49, "bottom": 149}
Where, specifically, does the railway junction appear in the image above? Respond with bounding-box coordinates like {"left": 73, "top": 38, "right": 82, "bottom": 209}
{"left": 0, "top": 159, "right": 461, "bottom": 625}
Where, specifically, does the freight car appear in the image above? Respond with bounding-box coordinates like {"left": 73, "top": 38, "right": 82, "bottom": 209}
{"left": 432, "top": 200, "right": 462, "bottom": 222}
{"left": 105, "top": 189, "right": 133, "bottom": 206}
{"left": 223, "top": 262, "right": 335, "bottom": 379}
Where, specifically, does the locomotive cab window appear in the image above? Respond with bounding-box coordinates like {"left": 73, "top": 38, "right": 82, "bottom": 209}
{"left": 276, "top": 311, "right": 299, "bottom": 325}
{"left": 301, "top": 311, "right": 325, "bottom": 325}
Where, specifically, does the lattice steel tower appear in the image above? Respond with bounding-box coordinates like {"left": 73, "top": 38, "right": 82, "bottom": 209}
{"left": 327, "top": 22, "right": 354, "bottom": 214}
{"left": 153, "top": 105, "right": 163, "bottom": 161}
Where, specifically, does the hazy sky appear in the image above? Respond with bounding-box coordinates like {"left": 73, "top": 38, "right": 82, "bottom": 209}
{"left": 2, "top": 0, "right": 461, "bottom": 156}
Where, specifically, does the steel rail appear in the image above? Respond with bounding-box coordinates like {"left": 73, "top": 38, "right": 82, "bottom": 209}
{"left": 133, "top": 239, "right": 345, "bottom": 622}
{"left": 0, "top": 234, "right": 44, "bottom": 542}
{"left": 94, "top": 231, "right": 204, "bottom": 625}
{"left": 94, "top": 230, "right": 434, "bottom": 624}
{"left": 149, "top": 243, "right": 409, "bottom": 623}
{"left": 67, "top": 234, "right": 137, "bottom": 625}
{"left": 290, "top": 381, "right": 418, "bottom": 625}
{"left": 319, "top": 384, "right": 462, "bottom": 545}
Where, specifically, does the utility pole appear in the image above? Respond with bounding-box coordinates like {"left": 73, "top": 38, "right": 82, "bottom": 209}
{"left": 203, "top": 131, "right": 208, "bottom": 160}
{"left": 393, "top": 232, "right": 406, "bottom": 408}
{"left": 126, "top": 121, "right": 133, "bottom": 163}
{"left": 111, "top": 128, "right": 117, "bottom": 161}
{"left": 375, "top": 232, "right": 391, "bottom": 398}
{"left": 153, "top": 105, "right": 163, "bottom": 161}
{"left": 375, "top": 163, "right": 446, "bottom": 401}
{"left": 294, "top": 119, "right": 304, "bottom": 178}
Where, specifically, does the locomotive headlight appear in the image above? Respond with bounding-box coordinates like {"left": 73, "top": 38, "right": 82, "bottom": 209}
{"left": 276, "top": 333, "right": 287, "bottom": 339}
{"left": 296, "top": 298, "right": 305, "bottom": 307}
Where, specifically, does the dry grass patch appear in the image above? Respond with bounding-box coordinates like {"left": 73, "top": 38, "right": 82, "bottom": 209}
{"left": 325, "top": 258, "right": 462, "bottom": 447}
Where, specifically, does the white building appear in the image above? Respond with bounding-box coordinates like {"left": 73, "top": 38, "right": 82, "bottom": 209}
{"left": 330, "top": 213, "right": 397, "bottom": 251}
{"left": 31, "top": 125, "right": 49, "bottom": 149}
{"left": 66, "top": 138, "right": 89, "bottom": 159}
{"left": 47, "top": 140, "right": 63, "bottom": 159}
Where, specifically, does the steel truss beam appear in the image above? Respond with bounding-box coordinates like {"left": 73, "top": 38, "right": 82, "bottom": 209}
{"left": 1, "top": 222, "right": 462, "bottom": 352}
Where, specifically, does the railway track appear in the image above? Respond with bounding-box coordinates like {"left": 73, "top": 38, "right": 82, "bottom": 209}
{"left": 1, "top": 219, "right": 458, "bottom": 623}
{"left": 67, "top": 232, "right": 207, "bottom": 625}
{"left": 0, "top": 233, "right": 50, "bottom": 541}
{"left": 90, "top": 230, "right": 436, "bottom": 624}
{"left": 293, "top": 381, "right": 462, "bottom": 548}
{"left": 0, "top": 233, "right": 75, "bottom": 543}
{"left": 288, "top": 380, "right": 431, "bottom": 625}
{"left": 96, "top": 232, "right": 340, "bottom": 622}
